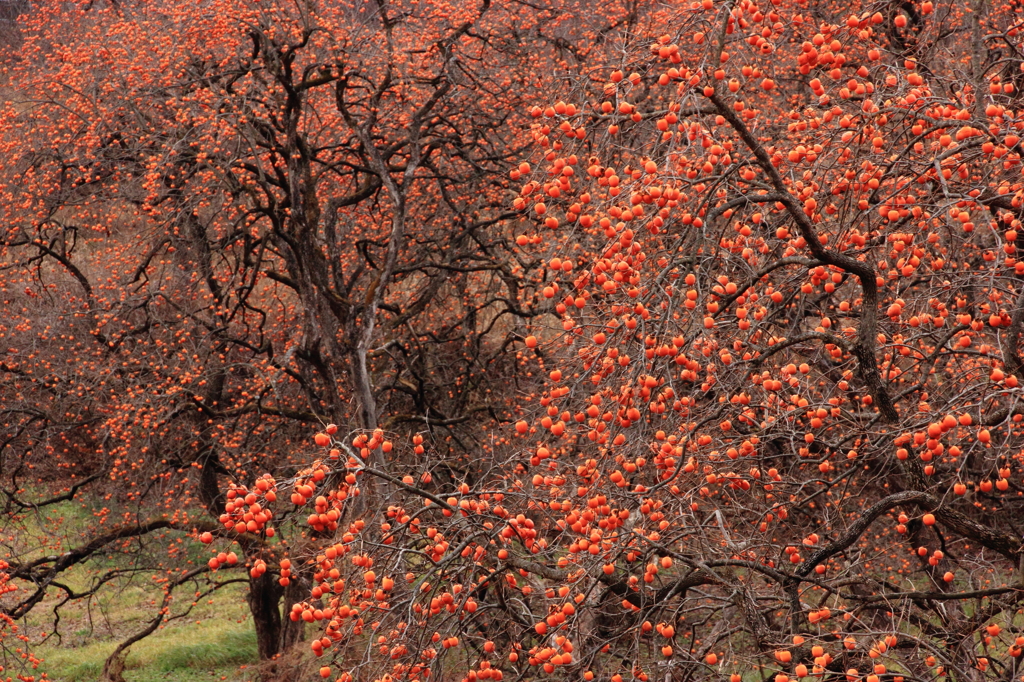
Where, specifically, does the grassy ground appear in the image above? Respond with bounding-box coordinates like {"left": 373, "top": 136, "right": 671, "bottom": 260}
{"left": 10, "top": 495, "right": 262, "bottom": 682}
{"left": 35, "top": 616, "right": 258, "bottom": 682}
{"left": 28, "top": 569, "right": 261, "bottom": 682}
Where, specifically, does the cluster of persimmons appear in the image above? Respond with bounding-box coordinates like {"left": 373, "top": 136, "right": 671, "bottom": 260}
{"left": 6, "top": 0, "right": 1024, "bottom": 681}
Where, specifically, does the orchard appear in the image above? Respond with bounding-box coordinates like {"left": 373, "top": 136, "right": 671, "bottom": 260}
{"left": 4, "top": 0, "right": 1024, "bottom": 682}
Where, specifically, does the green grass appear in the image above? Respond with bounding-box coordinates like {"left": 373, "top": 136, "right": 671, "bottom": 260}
{"left": 8, "top": 490, "right": 261, "bottom": 682}
{"left": 34, "top": 618, "right": 258, "bottom": 675}
{"left": 35, "top": 600, "right": 258, "bottom": 682}
{"left": 156, "top": 626, "right": 257, "bottom": 671}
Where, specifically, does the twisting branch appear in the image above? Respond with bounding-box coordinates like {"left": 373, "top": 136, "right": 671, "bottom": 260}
{"left": 707, "top": 90, "right": 899, "bottom": 422}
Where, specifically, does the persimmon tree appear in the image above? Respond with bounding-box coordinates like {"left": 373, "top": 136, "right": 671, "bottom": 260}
{"left": 9, "top": 0, "right": 1024, "bottom": 681}
{"left": 262, "top": 0, "right": 1024, "bottom": 681}
{"left": 0, "top": 0, "right": 647, "bottom": 677}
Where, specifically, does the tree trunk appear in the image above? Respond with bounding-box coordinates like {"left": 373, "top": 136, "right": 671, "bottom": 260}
{"left": 99, "top": 650, "right": 127, "bottom": 682}
{"left": 247, "top": 571, "right": 305, "bottom": 660}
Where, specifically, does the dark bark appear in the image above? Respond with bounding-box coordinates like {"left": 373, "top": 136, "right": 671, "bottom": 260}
{"left": 248, "top": 571, "right": 305, "bottom": 660}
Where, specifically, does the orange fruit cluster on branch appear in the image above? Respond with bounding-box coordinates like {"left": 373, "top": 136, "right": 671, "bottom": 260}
{"left": 5, "top": 0, "right": 1024, "bottom": 681}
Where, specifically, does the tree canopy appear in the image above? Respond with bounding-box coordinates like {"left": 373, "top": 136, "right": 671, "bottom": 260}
{"left": 5, "top": 0, "right": 1024, "bottom": 682}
